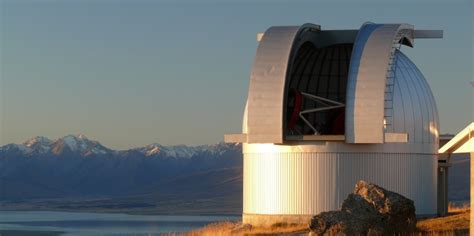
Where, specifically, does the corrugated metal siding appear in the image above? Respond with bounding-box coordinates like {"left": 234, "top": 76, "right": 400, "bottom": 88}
{"left": 243, "top": 152, "right": 437, "bottom": 215}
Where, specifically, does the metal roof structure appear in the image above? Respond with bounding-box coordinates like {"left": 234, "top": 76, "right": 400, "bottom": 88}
{"left": 437, "top": 122, "right": 473, "bottom": 226}
{"left": 439, "top": 122, "right": 474, "bottom": 154}
{"left": 226, "top": 23, "right": 442, "bottom": 145}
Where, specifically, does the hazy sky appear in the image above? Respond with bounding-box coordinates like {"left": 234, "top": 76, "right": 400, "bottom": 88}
{"left": 1, "top": 0, "right": 472, "bottom": 149}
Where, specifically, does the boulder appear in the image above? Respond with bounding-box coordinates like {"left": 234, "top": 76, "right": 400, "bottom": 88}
{"left": 309, "top": 180, "right": 417, "bottom": 235}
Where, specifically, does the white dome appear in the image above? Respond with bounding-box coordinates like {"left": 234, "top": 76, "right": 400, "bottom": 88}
{"left": 234, "top": 22, "right": 442, "bottom": 226}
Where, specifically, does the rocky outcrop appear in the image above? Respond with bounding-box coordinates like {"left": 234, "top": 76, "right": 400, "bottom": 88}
{"left": 309, "top": 180, "right": 416, "bottom": 235}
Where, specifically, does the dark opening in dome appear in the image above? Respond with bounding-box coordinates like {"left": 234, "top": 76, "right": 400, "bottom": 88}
{"left": 286, "top": 43, "right": 353, "bottom": 135}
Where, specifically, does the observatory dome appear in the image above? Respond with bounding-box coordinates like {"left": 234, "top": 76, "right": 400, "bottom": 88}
{"left": 225, "top": 22, "right": 443, "bottom": 226}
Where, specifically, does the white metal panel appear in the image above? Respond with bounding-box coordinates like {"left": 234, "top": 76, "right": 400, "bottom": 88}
{"left": 393, "top": 58, "right": 416, "bottom": 143}
{"left": 415, "top": 65, "right": 439, "bottom": 144}
{"left": 247, "top": 26, "right": 300, "bottom": 144}
{"left": 400, "top": 53, "right": 431, "bottom": 143}
{"left": 243, "top": 149, "right": 437, "bottom": 216}
{"left": 397, "top": 57, "right": 424, "bottom": 143}
{"left": 246, "top": 24, "right": 320, "bottom": 144}
{"left": 391, "top": 70, "right": 406, "bottom": 133}
{"left": 346, "top": 23, "right": 414, "bottom": 143}
{"left": 409, "top": 56, "right": 440, "bottom": 144}
{"left": 405, "top": 58, "right": 430, "bottom": 143}
{"left": 390, "top": 51, "right": 439, "bottom": 145}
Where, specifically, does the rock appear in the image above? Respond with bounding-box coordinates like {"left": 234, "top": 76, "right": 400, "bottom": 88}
{"left": 309, "top": 180, "right": 417, "bottom": 235}
{"left": 353, "top": 180, "right": 417, "bottom": 232}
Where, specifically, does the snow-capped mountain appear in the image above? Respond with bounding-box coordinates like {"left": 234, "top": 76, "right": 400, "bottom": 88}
{"left": 0, "top": 134, "right": 112, "bottom": 157}
{"left": 23, "top": 136, "right": 53, "bottom": 150}
{"left": 49, "top": 134, "right": 111, "bottom": 156}
{"left": 0, "top": 134, "right": 240, "bottom": 159}
{"left": 137, "top": 143, "right": 197, "bottom": 158}
{"left": 135, "top": 142, "right": 239, "bottom": 158}
{"left": 1, "top": 136, "right": 53, "bottom": 156}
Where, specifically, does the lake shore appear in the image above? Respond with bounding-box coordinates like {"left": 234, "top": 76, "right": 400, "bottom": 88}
{"left": 0, "top": 211, "right": 239, "bottom": 236}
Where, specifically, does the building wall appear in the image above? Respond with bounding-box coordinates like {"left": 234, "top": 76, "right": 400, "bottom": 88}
{"left": 243, "top": 144, "right": 438, "bottom": 217}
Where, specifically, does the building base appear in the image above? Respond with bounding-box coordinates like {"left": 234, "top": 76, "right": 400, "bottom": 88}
{"left": 242, "top": 213, "right": 313, "bottom": 227}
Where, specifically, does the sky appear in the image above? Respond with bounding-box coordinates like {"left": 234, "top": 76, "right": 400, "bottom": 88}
{"left": 0, "top": 0, "right": 473, "bottom": 149}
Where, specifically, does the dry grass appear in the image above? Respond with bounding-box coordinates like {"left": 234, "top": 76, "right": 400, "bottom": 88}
{"left": 182, "top": 221, "right": 308, "bottom": 236}
{"left": 185, "top": 221, "right": 240, "bottom": 236}
{"left": 176, "top": 205, "right": 471, "bottom": 235}
{"left": 416, "top": 205, "right": 469, "bottom": 235}
{"left": 448, "top": 202, "right": 470, "bottom": 213}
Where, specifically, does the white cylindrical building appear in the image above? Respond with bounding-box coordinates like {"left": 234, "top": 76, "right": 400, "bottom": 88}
{"left": 225, "top": 22, "right": 443, "bottom": 226}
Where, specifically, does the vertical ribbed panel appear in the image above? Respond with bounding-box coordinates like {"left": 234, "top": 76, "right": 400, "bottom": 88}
{"left": 390, "top": 51, "right": 439, "bottom": 145}
{"left": 243, "top": 152, "right": 437, "bottom": 216}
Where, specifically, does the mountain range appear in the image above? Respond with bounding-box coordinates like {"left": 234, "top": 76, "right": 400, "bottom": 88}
{"left": 1, "top": 134, "right": 235, "bottom": 159}
{"left": 0, "top": 134, "right": 469, "bottom": 214}
{"left": 0, "top": 135, "right": 243, "bottom": 214}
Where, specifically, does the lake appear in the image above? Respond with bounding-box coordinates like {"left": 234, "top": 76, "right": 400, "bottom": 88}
{"left": 0, "top": 211, "right": 240, "bottom": 236}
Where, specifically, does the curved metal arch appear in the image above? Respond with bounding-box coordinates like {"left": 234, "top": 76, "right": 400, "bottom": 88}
{"left": 345, "top": 23, "right": 414, "bottom": 143}
{"left": 246, "top": 24, "right": 321, "bottom": 144}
